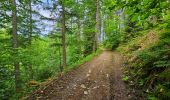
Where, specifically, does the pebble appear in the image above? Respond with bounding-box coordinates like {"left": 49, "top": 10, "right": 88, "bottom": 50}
{"left": 84, "top": 91, "right": 88, "bottom": 95}
{"left": 106, "top": 74, "right": 109, "bottom": 77}
{"left": 40, "top": 91, "right": 43, "bottom": 93}
{"left": 86, "top": 74, "right": 90, "bottom": 77}
{"left": 88, "top": 69, "right": 91, "bottom": 73}
{"left": 80, "top": 84, "right": 86, "bottom": 89}
{"left": 93, "top": 86, "right": 97, "bottom": 89}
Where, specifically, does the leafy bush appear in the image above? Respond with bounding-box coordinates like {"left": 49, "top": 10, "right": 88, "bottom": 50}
{"left": 135, "top": 30, "right": 170, "bottom": 99}
{"left": 118, "top": 29, "right": 170, "bottom": 99}
{"left": 37, "top": 67, "right": 53, "bottom": 81}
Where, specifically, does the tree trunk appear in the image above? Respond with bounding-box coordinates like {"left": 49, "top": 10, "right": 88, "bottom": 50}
{"left": 93, "top": 0, "right": 100, "bottom": 52}
{"left": 12, "top": 0, "right": 20, "bottom": 92}
{"left": 59, "top": 46, "right": 63, "bottom": 72}
{"left": 76, "top": 0, "right": 81, "bottom": 58}
{"left": 76, "top": 16, "right": 81, "bottom": 58}
{"left": 29, "top": 0, "right": 32, "bottom": 45}
{"left": 61, "top": 1, "right": 67, "bottom": 69}
{"left": 29, "top": 0, "right": 33, "bottom": 79}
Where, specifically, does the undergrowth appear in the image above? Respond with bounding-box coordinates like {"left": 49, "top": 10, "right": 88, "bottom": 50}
{"left": 64, "top": 48, "right": 102, "bottom": 72}
{"left": 22, "top": 48, "right": 102, "bottom": 99}
{"left": 117, "top": 29, "right": 170, "bottom": 100}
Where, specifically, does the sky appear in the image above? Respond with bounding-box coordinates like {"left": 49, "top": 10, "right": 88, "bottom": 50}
{"left": 33, "top": 0, "right": 57, "bottom": 35}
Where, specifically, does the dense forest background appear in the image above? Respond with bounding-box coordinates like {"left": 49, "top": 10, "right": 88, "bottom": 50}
{"left": 0, "top": 0, "right": 170, "bottom": 99}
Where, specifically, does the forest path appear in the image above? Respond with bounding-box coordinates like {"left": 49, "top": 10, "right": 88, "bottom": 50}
{"left": 26, "top": 51, "right": 128, "bottom": 100}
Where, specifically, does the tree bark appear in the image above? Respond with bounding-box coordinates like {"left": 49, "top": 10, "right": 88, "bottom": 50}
{"left": 76, "top": 10, "right": 81, "bottom": 58}
{"left": 93, "top": 0, "right": 100, "bottom": 52}
{"left": 29, "top": 0, "right": 32, "bottom": 46}
{"left": 59, "top": 46, "right": 63, "bottom": 72}
{"left": 12, "top": 0, "right": 20, "bottom": 92}
{"left": 29, "top": 0, "right": 34, "bottom": 80}
{"left": 61, "top": 1, "right": 67, "bottom": 69}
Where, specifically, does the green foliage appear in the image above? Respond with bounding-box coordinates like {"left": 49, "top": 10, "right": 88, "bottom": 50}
{"left": 122, "top": 75, "right": 129, "bottom": 81}
{"left": 1, "top": 0, "right": 170, "bottom": 99}
{"left": 137, "top": 30, "right": 170, "bottom": 98}
{"left": 0, "top": 29, "right": 15, "bottom": 100}
{"left": 67, "top": 48, "right": 102, "bottom": 71}
{"left": 105, "top": 1, "right": 170, "bottom": 98}
{"left": 118, "top": 29, "right": 170, "bottom": 99}
{"left": 148, "top": 95, "right": 158, "bottom": 100}
{"left": 138, "top": 31, "right": 170, "bottom": 68}
{"left": 37, "top": 67, "right": 53, "bottom": 81}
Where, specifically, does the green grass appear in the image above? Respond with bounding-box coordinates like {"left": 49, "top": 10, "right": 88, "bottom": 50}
{"left": 65, "top": 48, "right": 102, "bottom": 72}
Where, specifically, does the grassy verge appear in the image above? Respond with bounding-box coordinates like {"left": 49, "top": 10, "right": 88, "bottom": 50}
{"left": 64, "top": 48, "right": 102, "bottom": 72}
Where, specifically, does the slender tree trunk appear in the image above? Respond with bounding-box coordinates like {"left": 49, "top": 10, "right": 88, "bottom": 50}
{"left": 29, "top": 0, "right": 32, "bottom": 45}
{"left": 29, "top": 0, "right": 33, "bottom": 79}
{"left": 102, "top": 10, "right": 105, "bottom": 41}
{"left": 76, "top": 16, "right": 81, "bottom": 57}
{"left": 61, "top": 1, "right": 67, "bottom": 69}
{"left": 98, "top": 0, "right": 102, "bottom": 42}
{"left": 76, "top": 0, "right": 81, "bottom": 57}
{"left": 59, "top": 47, "right": 63, "bottom": 72}
{"left": 12, "top": 0, "right": 20, "bottom": 92}
{"left": 93, "top": 0, "right": 100, "bottom": 52}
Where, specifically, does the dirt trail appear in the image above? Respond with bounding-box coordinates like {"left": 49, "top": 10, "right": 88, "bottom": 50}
{"left": 26, "top": 51, "right": 128, "bottom": 100}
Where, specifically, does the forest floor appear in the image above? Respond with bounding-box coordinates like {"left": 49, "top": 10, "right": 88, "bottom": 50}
{"left": 25, "top": 51, "right": 143, "bottom": 100}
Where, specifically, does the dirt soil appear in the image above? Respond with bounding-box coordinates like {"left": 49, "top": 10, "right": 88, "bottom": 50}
{"left": 25, "top": 51, "right": 133, "bottom": 100}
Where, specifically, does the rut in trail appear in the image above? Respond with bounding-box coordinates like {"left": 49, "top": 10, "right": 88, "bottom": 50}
{"left": 25, "top": 51, "right": 128, "bottom": 100}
